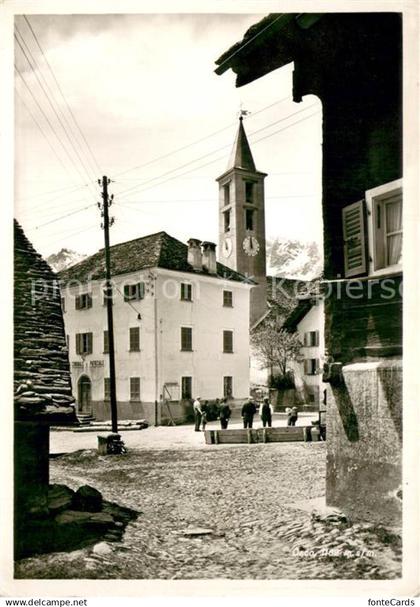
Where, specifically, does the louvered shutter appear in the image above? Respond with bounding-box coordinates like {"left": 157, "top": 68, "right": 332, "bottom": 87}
{"left": 304, "top": 332, "right": 310, "bottom": 347}
{"left": 75, "top": 333, "right": 81, "bottom": 354}
{"left": 87, "top": 294, "right": 92, "bottom": 309}
{"left": 314, "top": 331, "right": 319, "bottom": 347}
{"left": 342, "top": 200, "right": 367, "bottom": 277}
{"left": 138, "top": 282, "right": 145, "bottom": 299}
{"left": 75, "top": 295, "right": 81, "bottom": 310}
{"left": 87, "top": 332, "right": 93, "bottom": 354}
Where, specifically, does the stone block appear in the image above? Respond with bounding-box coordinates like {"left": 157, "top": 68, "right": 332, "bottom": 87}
{"left": 72, "top": 485, "right": 103, "bottom": 512}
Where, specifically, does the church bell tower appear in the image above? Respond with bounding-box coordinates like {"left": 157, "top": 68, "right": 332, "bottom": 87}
{"left": 217, "top": 116, "right": 267, "bottom": 326}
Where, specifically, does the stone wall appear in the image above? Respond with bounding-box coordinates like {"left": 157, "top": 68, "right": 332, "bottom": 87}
{"left": 326, "top": 360, "right": 402, "bottom": 526}
{"left": 14, "top": 220, "right": 76, "bottom": 424}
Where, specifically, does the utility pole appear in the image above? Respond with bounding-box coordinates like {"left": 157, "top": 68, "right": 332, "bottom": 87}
{"left": 98, "top": 176, "right": 123, "bottom": 453}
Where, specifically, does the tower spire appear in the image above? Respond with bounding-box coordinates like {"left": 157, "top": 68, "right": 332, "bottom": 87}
{"left": 227, "top": 115, "right": 256, "bottom": 172}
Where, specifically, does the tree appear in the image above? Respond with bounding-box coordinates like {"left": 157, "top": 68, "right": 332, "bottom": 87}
{"left": 251, "top": 320, "right": 303, "bottom": 377}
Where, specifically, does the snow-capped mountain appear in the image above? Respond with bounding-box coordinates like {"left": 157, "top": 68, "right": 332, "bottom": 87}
{"left": 46, "top": 248, "right": 88, "bottom": 273}
{"left": 266, "top": 238, "right": 322, "bottom": 280}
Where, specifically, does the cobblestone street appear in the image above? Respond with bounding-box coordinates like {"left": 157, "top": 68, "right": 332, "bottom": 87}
{"left": 15, "top": 425, "right": 402, "bottom": 580}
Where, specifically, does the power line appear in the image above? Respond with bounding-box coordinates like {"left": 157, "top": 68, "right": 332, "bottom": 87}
{"left": 16, "top": 181, "right": 89, "bottom": 203}
{"left": 15, "top": 64, "right": 97, "bottom": 203}
{"left": 25, "top": 203, "right": 94, "bottom": 230}
{"left": 114, "top": 109, "right": 321, "bottom": 202}
{"left": 15, "top": 87, "right": 73, "bottom": 178}
{"left": 15, "top": 29, "right": 98, "bottom": 189}
{"left": 23, "top": 15, "right": 103, "bottom": 176}
{"left": 112, "top": 96, "right": 291, "bottom": 179}
{"left": 115, "top": 103, "right": 319, "bottom": 201}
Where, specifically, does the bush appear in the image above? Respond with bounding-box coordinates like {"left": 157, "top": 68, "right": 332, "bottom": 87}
{"left": 269, "top": 371, "right": 295, "bottom": 390}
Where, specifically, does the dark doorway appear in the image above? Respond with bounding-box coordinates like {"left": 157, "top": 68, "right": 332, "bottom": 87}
{"left": 78, "top": 375, "right": 92, "bottom": 413}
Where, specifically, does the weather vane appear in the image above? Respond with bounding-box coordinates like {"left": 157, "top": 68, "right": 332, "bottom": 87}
{"left": 237, "top": 103, "right": 251, "bottom": 119}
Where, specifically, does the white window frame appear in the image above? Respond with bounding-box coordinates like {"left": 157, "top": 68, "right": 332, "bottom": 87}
{"left": 366, "top": 178, "right": 402, "bottom": 277}
{"left": 180, "top": 282, "right": 193, "bottom": 302}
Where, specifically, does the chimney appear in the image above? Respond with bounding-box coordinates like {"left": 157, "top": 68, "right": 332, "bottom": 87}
{"left": 187, "top": 238, "right": 202, "bottom": 271}
{"left": 202, "top": 241, "right": 217, "bottom": 275}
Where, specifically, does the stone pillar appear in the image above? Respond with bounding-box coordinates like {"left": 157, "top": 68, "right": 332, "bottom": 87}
{"left": 326, "top": 360, "right": 402, "bottom": 526}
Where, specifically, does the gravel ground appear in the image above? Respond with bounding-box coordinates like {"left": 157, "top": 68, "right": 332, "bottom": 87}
{"left": 15, "top": 431, "right": 402, "bottom": 580}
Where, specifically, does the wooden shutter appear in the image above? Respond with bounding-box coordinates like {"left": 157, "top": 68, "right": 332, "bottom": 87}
{"left": 104, "top": 331, "right": 109, "bottom": 353}
{"left": 87, "top": 332, "right": 93, "bottom": 354}
{"left": 138, "top": 282, "right": 145, "bottom": 299}
{"left": 124, "top": 285, "right": 131, "bottom": 301}
{"left": 342, "top": 200, "right": 367, "bottom": 277}
{"left": 87, "top": 294, "right": 92, "bottom": 309}
{"left": 304, "top": 332, "right": 310, "bottom": 347}
{"left": 75, "top": 295, "right": 81, "bottom": 310}
{"left": 223, "top": 330, "right": 233, "bottom": 353}
{"left": 130, "top": 327, "right": 140, "bottom": 351}
{"left": 314, "top": 331, "right": 319, "bottom": 347}
{"left": 75, "top": 333, "right": 81, "bottom": 354}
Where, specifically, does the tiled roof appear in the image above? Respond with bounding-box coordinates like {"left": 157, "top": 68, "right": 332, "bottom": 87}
{"left": 14, "top": 220, "right": 77, "bottom": 424}
{"left": 251, "top": 275, "right": 319, "bottom": 331}
{"left": 59, "top": 231, "right": 252, "bottom": 284}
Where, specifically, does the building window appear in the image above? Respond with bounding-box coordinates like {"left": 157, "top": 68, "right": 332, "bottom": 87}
{"left": 304, "top": 359, "right": 319, "bottom": 376}
{"left": 130, "top": 377, "right": 141, "bottom": 401}
{"left": 104, "top": 378, "right": 110, "bottom": 401}
{"left": 342, "top": 179, "right": 402, "bottom": 277}
{"left": 103, "top": 330, "right": 109, "bottom": 353}
{"left": 245, "top": 181, "right": 254, "bottom": 203}
{"left": 75, "top": 332, "right": 93, "bottom": 355}
{"left": 181, "top": 376, "right": 192, "bottom": 400}
{"left": 223, "top": 330, "right": 233, "bottom": 353}
{"left": 304, "top": 331, "right": 319, "bottom": 347}
{"left": 129, "top": 327, "right": 140, "bottom": 351}
{"left": 223, "top": 376, "right": 233, "bottom": 398}
{"left": 124, "top": 282, "right": 145, "bottom": 301}
{"left": 181, "top": 327, "right": 193, "bottom": 351}
{"left": 245, "top": 208, "right": 255, "bottom": 231}
{"left": 223, "top": 210, "right": 231, "bottom": 233}
{"left": 180, "top": 283, "right": 192, "bottom": 301}
{"left": 103, "top": 288, "right": 113, "bottom": 306}
{"left": 75, "top": 293, "right": 92, "bottom": 310}
{"left": 223, "top": 183, "right": 230, "bottom": 205}
{"left": 61, "top": 297, "right": 66, "bottom": 312}
{"left": 223, "top": 290, "right": 233, "bottom": 307}
{"left": 367, "top": 181, "right": 402, "bottom": 272}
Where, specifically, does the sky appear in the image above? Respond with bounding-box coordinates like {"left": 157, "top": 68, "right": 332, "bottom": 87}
{"left": 14, "top": 12, "right": 323, "bottom": 259}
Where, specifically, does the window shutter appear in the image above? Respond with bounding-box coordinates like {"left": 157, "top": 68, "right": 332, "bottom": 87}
{"left": 314, "top": 331, "right": 319, "bottom": 347}
{"left": 342, "top": 200, "right": 367, "bottom": 277}
{"left": 138, "top": 282, "right": 145, "bottom": 299}
{"left": 304, "top": 332, "right": 310, "bottom": 347}
{"left": 75, "top": 295, "right": 80, "bottom": 310}
{"left": 87, "top": 332, "right": 93, "bottom": 354}
{"left": 303, "top": 360, "right": 309, "bottom": 375}
{"left": 87, "top": 294, "right": 92, "bottom": 309}
{"left": 124, "top": 285, "right": 130, "bottom": 301}
{"left": 75, "top": 333, "right": 81, "bottom": 354}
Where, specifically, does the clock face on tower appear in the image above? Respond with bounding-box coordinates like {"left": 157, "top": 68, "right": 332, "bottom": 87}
{"left": 243, "top": 236, "right": 259, "bottom": 256}
{"left": 222, "top": 237, "right": 233, "bottom": 258}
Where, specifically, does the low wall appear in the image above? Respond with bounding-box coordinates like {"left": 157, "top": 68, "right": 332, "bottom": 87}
{"left": 326, "top": 359, "right": 402, "bottom": 527}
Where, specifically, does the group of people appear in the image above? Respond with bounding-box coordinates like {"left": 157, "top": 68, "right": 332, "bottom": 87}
{"left": 192, "top": 396, "right": 299, "bottom": 431}
{"left": 193, "top": 397, "right": 232, "bottom": 432}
